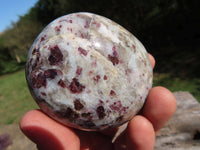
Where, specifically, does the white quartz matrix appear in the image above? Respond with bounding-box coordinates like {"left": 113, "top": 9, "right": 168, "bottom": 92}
{"left": 26, "top": 12, "right": 153, "bottom": 131}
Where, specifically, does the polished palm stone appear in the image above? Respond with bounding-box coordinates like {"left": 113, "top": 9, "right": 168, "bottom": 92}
{"left": 26, "top": 12, "right": 153, "bottom": 131}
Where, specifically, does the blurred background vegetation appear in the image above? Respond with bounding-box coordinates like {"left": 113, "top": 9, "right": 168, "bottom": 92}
{"left": 0, "top": 0, "right": 200, "bottom": 124}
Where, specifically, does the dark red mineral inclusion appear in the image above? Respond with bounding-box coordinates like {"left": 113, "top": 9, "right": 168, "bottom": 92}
{"left": 108, "top": 55, "right": 119, "bottom": 65}
{"left": 31, "top": 69, "right": 61, "bottom": 89}
{"left": 63, "top": 107, "right": 79, "bottom": 120}
{"left": 58, "top": 79, "right": 67, "bottom": 88}
{"left": 48, "top": 45, "right": 63, "bottom": 65}
{"left": 93, "top": 75, "right": 100, "bottom": 82}
{"left": 103, "top": 75, "right": 107, "bottom": 80}
{"left": 55, "top": 25, "right": 62, "bottom": 32}
{"left": 110, "top": 90, "right": 116, "bottom": 96}
{"left": 78, "top": 47, "right": 88, "bottom": 56}
{"left": 32, "top": 48, "right": 39, "bottom": 55}
{"left": 109, "top": 101, "right": 129, "bottom": 114}
{"left": 76, "top": 66, "right": 82, "bottom": 76}
{"left": 108, "top": 48, "right": 119, "bottom": 65}
{"left": 44, "top": 69, "right": 57, "bottom": 79}
{"left": 74, "top": 99, "right": 84, "bottom": 110}
{"left": 31, "top": 72, "right": 46, "bottom": 88}
{"left": 69, "top": 78, "right": 85, "bottom": 93}
{"left": 109, "top": 101, "right": 122, "bottom": 112}
{"left": 96, "top": 106, "right": 106, "bottom": 119}
{"left": 84, "top": 20, "right": 90, "bottom": 28}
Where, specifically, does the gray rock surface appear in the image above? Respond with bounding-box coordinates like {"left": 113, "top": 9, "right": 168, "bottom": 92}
{"left": 0, "top": 124, "right": 36, "bottom": 150}
{"left": 155, "top": 91, "right": 200, "bottom": 150}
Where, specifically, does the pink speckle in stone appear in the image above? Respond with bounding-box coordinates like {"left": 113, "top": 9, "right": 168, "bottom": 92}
{"left": 84, "top": 20, "right": 90, "bottom": 28}
{"left": 122, "top": 106, "right": 129, "bottom": 113}
{"left": 55, "top": 25, "right": 62, "bottom": 32}
{"left": 67, "top": 27, "right": 73, "bottom": 33}
{"left": 88, "top": 71, "right": 93, "bottom": 76}
{"left": 109, "top": 101, "right": 122, "bottom": 112}
{"left": 87, "top": 89, "right": 91, "bottom": 93}
{"left": 108, "top": 54, "right": 119, "bottom": 65}
{"left": 112, "top": 46, "right": 116, "bottom": 51}
{"left": 92, "top": 22, "right": 101, "bottom": 28}
{"left": 40, "top": 35, "right": 46, "bottom": 42}
{"left": 103, "top": 75, "right": 107, "bottom": 80}
{"left": 58, "top": 79, "right": 67, "bottom": 88}
{"left": 119, "top": 60, "right": 124, "bottom": 64}
{"left": 78, "top": 47, "right": 88, "bottom": 56}
{"left": 93, "top": 75, "right": 100, "bottom": 82}
{"left": 91, "top": 59, "right": 97, "bottom": 67}
{"left": 79, "top": 31, "right": 86, "bottom": 39}
{"left": 69, "top": 20, "right": 73, "bottom": 23}
{"left": 108, "top": 47, "right": 119, "bottom": 65}
{"left": 48, "top": 45, "right": 63, "bottom": 65}
{"left": 110, "top": 90, "right": 116, "bottom": 96}
{"left": 40, "top": 37, "right": 45, "bottom": 42}
{"left": 69, "top": 78, "right": 85, "bottom": 93}
{"left": 76, "top": 66, "right": 82, "bottom": 76}
{"left": 113, "top": 50, "right": 118, "bottom": 58}
{"left": 99, "top": 99, "right": 104, "bottom": 105}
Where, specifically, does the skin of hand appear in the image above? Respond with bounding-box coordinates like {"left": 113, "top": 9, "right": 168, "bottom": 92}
{"left": 20, "top": 54, "right": 177, "bottom": 150}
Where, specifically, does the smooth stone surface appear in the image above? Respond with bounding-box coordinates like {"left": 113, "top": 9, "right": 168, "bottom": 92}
{"left": 26, "top": 12, "right": 152, "bottom": 131}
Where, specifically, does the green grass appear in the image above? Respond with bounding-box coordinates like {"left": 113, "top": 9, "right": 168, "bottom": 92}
{"left": 153, "top": 73, "right": 200, "bottom": 102}
{"left": 0, "top": 69, "right": 38, "bottom": 124}
{"left": 0, "top": 70, "right": 199, "bottom": 125}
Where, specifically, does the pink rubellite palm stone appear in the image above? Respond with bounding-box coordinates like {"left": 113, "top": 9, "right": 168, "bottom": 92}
{"left": 26, "top": 12, "right": 153, "bottom": 131}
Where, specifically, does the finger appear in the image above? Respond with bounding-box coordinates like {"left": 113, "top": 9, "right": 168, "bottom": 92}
{"left": 20, "top": 109, "right": 80, "bottom": 150}
{"left": 114, "top": 115, "right": 155, "bottom": 150}
{"left": 141, "top": 86, "right": 177, "bottom": 132}
{"left": 126, "top": 115, "right": 155, "bottom": 150}
{"left": 148, "top": 53, "right": 155, "bottom": 69}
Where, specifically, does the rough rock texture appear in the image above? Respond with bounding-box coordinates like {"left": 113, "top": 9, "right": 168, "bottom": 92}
{"left": 155, "top": 91, "right": 200, "bottom": 150}
{"left": 26, "top": 12, "right": 152, "bottom": 131}
{"left": 0, "top": 124, "right": 36, "bottom": 150}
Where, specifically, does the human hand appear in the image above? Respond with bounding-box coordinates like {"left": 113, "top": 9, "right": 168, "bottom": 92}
{"left": 20, "top": 54, "right": 176, "bottom": 150}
